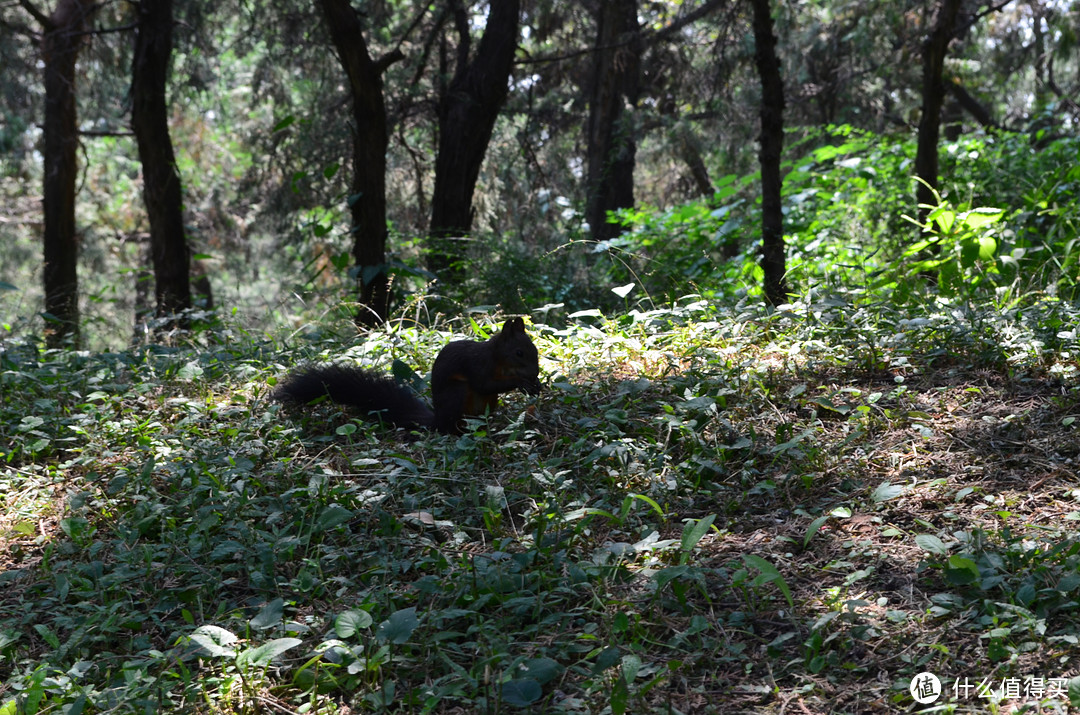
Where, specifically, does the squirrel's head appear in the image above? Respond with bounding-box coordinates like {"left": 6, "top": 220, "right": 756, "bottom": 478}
{"left": 498, "top": 318, "right": 542, "bottom": 394}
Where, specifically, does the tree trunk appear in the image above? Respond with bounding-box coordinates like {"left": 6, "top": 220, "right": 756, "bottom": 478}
{"left": 584, "top": 0, "right": 640, "bottom": 242}
{"left": 427, "top": 0, "right": 521, "bottom": 282}
{"left": 41, "top": 0, "right": 97, "bottom": 348}
{"left": 131, "top": 0, "right": 191, "bottom": 330}
{"left": 915, "top": 0, "right": 962, "bottom": 224}
{"left": 749, "top": 0, "right": 788, "bottom": 306}
{"left": 674, "top": 122, "right": 715, "bottom": 198}
{"left": 318, "top": 0, "right": 402, "bottom": 327}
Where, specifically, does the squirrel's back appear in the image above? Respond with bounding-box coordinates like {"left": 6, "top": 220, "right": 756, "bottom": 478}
{"left": 273, "top": 365, "right": 434, "bottom": 430}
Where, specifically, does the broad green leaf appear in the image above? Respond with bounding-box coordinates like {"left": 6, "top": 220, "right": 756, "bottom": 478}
{"left": 335, "top": 609, "right": 374, "bottom": 639}
{"left": 249, "top": 598, "right": 284, "bottom": 630}
{"left": 237, "top": 638, "right": 303, "bottom": 668}
{"left": 519, "top": 657, "right": 562, "bottom": 685}
{"left": 943, "top": 556, "right": 979, "bottom": 585}
{"left": 502, "top": 678, "right": 543, "bottom": 707}
{"left": 316, "top": 505, "right": 353, "bottom": 531}
{"left": 960, "top": 207, "right": 1004, "bottom": 230}
{"left": 871, "top": 482, "right": 905, "bottom": 503}
{"left": 189, "top": 625, "right": 239, "bottom": 657}
{"left": 375, "top": 607, "right": 418, "bottom": 644}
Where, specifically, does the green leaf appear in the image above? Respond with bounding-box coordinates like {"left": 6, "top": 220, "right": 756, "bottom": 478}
{"left": 59, "top": 517, "right": 90, "bottom": 540}
{"left": 803, "top": 514, "right": 830, "bottom": 547}
{"left": 915, "top": 534, "right": 949, "bottom": 555}
{"left": 519, "top": 657, "right": 562, "bottom": 685}
{"left": 316, "top": 505, "right": 353, "bottom": 531}
{"left": 335, "top": 609, "right": 374, "bottom": 639}
{"left": 943, "top": 556, "right": 979, "bottom": 585}
{"left": 249, "top": 598, "right": 284, "bottom": 630}
{"left": 652, "top": 565, "right": 690, "bottom": 591}
{"left": 610, "top": 673, "right": 630, "bottom": 715}
{"left": 237, "top": 638, "right": 303, "bottom": 668}
{"left": 960, "top": 207, "right": 1004, "bottom": 230}
{"left": 502, "top": 678, "right": 543, "bottom": 707}
{"left": 272, "top": 115, "right": 296, "bottom": 132}
{"left": 742, "top": 554, "right": 794, "bottom": 609}
{"left": 189, "top": 625, "right": 239, "bottom": 657}
{"left": 33, "top": 624, "right": 59, "bottom": 650}
{"left": 680, "top": 514, "right": 715, "bottom": 553}
{"left": 376, "top": 607, "right": 418, "bottom": 644}
{"left": 629, "top": 493, "right": 665, "bottom": 517}
{"left": 621, "top": 653, "right": 642, "bottom": 682}
{"left": 1067, "top": 676, "right": 1080, "bottom": 708}
{"left": 871, "top": 482, "right": 905, "bottom": 503}
{"left": 929, "top": 206, "right": 956, "bottom": 233}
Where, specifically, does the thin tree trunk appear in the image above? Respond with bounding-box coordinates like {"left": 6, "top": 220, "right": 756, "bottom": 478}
{"left": 317, "top": 0, "right": 402, "bottom": 327}
{"left": 584, "top": 0, "right": 640, "bottom": 242}
{"left": 674, "top": 123, "right": 715, "bottom": 198}
{"left": 915, "top": 0, "right": 962, "bottom": 224}
{"left": 427, "top": 0, "right": 521, "bottom": 282}
{"left": 749, "top": 0, "right": 788, "bottom": 306}
{"left": 39, "top": 0, "right": 97, "bottom": 347}
{"left": 131, "top": 0, "right": 191, "bottom": 329}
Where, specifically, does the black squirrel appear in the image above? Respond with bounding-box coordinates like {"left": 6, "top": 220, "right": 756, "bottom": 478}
{"left": 274, "top": 317, "right": 542, "bottom": 434}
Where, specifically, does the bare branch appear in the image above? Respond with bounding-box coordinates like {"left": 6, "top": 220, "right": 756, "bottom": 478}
{"left": 17, "top": 0, "right": 51, "bottom": 28}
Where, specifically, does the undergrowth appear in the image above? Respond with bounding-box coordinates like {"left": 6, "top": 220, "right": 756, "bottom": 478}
{"left": 3, "top": 294, "right": 1080, "bottom": 713}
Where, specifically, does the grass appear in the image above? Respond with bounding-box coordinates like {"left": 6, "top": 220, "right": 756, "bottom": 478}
{"left": 2, "top": 296, "right": 1080, "bottom": 714}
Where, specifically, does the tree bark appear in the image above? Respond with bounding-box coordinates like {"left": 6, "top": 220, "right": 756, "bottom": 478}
{"left": 40, "top": 0, "right": 97, "bottom": 347}
{"left": 318, "top": 0, "right": 402, "bottom": 327}
{"left": 749, "top": 0, "right": 788, "bottom": 306}
{"left": 131, "top": 0, "right": 191, "bottom": 330}
{"left": 584, "top": 0, "right": 640, "bottom": 242}
{"left": 674, "top": 123, "right": 715, "bottom": 198}
{"left": 427, "top": 0, "right": 521, "bottom": 282}
{"left": 945, "top": 77, "right": 999, "bottom": 130}
{"left": 915, "top": 0, "right": 962, "bottom": 224}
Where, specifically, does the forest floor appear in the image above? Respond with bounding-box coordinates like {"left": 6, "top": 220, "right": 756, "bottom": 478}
{"left": 677, "top": 361, "right": 1079, "bottom": 713}
{"left": 1, "top": 304, "right": 1079, "bottom": 714}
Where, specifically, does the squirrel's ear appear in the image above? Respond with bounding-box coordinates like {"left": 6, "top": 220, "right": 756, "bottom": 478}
{"left": 504, "top": 317, "right": 525, "bottom": 333}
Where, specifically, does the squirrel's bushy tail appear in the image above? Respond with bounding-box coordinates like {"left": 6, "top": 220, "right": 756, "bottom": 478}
{"left": 273, "top": 365, "right": 435, "bottom": 430}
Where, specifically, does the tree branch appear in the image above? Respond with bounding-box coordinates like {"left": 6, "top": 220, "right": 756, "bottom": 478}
{"left": 953, "top": 0, "right": 1014, "bottom": 39}
{"left": 651, "top": 0, "right": 728, "bottom": 43}
{"left": 450, "top": 0, "right": 470, "bottom": 78}
{"left": 17, "top": 0, "right": 51, "bottom": 28}
{"left": 517, "top": 0, "right": 727, "bottom": 67}
{"left": 373, "top": 48, "right": 405, "bottom": 74}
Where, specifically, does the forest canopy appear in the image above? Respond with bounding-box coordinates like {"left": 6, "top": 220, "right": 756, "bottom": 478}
{"left": 1, "top": 0, "right": 1076, "bottom": 346}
